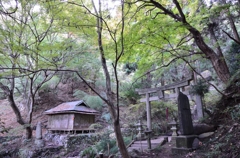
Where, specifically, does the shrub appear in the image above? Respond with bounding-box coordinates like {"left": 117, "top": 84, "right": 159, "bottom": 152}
{"left": 190, "top": 79, "right": 209, "bottom": 97}
{"left": 80, "top": 132, "right": 132, "bottom": 157}
{"left": 119, "top": 82, "right": 140, "bottom": 104}
{"left": 73, "top": 90, "right": 87, "bottom": 99}
{"left": 83, "top": 95, "right": 104, "bottom": 110}
{"left": 0, "top": 117, "right": 9, "bottom": 134}
{"left": 226, "top": 42, "right": 240, "bottom": 75}
{"left": 101, "top": 112, "right": 111, "bottom": 123}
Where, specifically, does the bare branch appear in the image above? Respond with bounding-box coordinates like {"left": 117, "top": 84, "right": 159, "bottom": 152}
{"left": 149, "top": 0, "right": 181, "bottom": 21}
{"left": 164, "top": 35, "right": 226, "bottom": 96}
{"left": 223, "top": 29, "right": 240, "bottom": 45}
{"left": 0, "top": 0, "right": 18, "bottom": 15}
{"left": 172, "top": 0, "right": 186, "bottom": 22}
{"left": 176, "top": 33, "right": 193, "bottom": 47}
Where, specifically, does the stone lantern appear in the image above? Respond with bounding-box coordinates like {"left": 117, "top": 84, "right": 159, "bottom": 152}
{"left": 135, "top": 119, "right": 145, "bottom": 140}
{"left": 169, "top": 120, "right": 178, "bottom": 137}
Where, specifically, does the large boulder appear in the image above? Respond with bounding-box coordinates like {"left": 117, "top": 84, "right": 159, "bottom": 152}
{"left": 193, "top": 124, "right": 216, "bottom": 135}
{"left": 197, "top": 70, "right": 212, "bottom": 81}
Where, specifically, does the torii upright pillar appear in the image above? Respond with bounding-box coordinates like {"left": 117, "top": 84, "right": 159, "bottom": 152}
{"left": 146, "top": 93, "right": 152, "bottom": 131}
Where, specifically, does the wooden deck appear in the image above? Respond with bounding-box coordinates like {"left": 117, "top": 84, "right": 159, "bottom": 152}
{"left": 48, "top": 128, "right": 95, "bottom": 134}
{"left": 127, "top": 136, "right": 171, "bottom": 151}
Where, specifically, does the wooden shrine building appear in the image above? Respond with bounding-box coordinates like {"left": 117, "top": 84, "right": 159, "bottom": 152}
{"left": 44, "top": 100, "right": 99, "bottom": 133}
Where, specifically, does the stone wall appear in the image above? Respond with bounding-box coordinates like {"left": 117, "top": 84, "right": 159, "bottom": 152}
{"left": 17, "top": 133, "right": 101, "bottom": 158}
{"left": 44, "top": 132, "right": 100, "bottom": 152}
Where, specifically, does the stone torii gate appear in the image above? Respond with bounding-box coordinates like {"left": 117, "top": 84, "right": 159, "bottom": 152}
{"left": 135, "top": 75, "right": 193, "bottom": 131}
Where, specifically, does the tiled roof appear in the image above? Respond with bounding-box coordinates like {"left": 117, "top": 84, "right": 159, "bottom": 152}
{"left": 44, "top": 100, "right": 99, "bottom": 115}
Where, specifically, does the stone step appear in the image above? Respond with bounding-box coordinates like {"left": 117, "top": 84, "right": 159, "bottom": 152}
{"left": 129, "top": 144, "right": 159, "bottom": 149}
{"left": 130, "top": 144, "right": 148, "bottom": 147}
{"left": 130, "top": 142, "right": 159, "bottom": 146}
{"left": 128, "top": 145, "right": 159, "bottom": 151}
{"left": 130, "top": 144, "right": 159, "bottom": 148}
{"left": 133, "top": 142, "right": 160, "bottom": 145}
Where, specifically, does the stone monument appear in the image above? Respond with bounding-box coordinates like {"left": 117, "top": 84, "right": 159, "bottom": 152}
{"left": 172, "top": 92, "right": 197, "bottom": 154}
{"left": 177, "top": 92, "right": 194, "bottom": 135}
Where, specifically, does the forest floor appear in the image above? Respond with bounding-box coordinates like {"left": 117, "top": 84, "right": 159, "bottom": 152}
{"left": 132, "top": 119, "right": 240, "bottom": 158}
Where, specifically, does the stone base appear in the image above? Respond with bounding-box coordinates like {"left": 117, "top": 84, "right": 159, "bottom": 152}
{"left": 35, "top": 139, "right": 45, "bottom": 147}
{"left": 171, "top": 136, "right": 177, "bottom": 147}
{"left": 171, "top": 135, "right": 197, "bottom": 155}
{"left": 176, "top": 135, "right": 197, "bottom": 148}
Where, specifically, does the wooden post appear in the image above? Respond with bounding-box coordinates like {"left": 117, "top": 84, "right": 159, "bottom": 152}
{"left": 195, "top": 95, "right": 204, "bottom": 119}
{"left": 193, "top": 72, "right": 204, "bottom": 119}
{"left": 175, "top": 87, "right": 179, "bottom": 97}
{"left": 146, "top": 93, "right": 152, "bottom": 130}
{"left": 166, "top": 108, "right": 169, "bottom": 121}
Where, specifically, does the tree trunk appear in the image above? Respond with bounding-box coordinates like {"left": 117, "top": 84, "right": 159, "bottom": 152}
{"left": 107, "top": 101, "right": 130, "bottom": 158}
{"left": 150, "top": 0, "right": 231, "bottom": 83}
{"left": 114, "top": 120, "right": 130, "bottom": 158}
{"left": 7, "top": 91, "right": 25, "bottom": 125}
{"left": 161, "top": 74, "right": 165, "bottom": 86}
{"left": 187, "top": 25, "right": 230, "bottom": 83}
{"left": 8, "top": 91, "right": 33, "bottom": 139}
{"left": 228, "top": 15, "right": 240, "bottom": 43}
{"left": 146, "top": 71, "right": 152, "bottom": 88}
{"left": 208, "top": 23, "right": 223, "bottom": 56}
{"left": 25, "top": 126, "right": 32, "bottom": 139}
{"left": 92, "top": 0, "right": 130, "bottom": 156}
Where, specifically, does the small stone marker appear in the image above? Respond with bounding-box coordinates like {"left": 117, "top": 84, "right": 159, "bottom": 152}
{"left": 35, "top": 122, "right": 44, "bottom": 147}
{"left": 177, "top": 92, "right": 194, "bottom": 135}
{"left": 36, "top": 122, "right": 42, "bottom": 139}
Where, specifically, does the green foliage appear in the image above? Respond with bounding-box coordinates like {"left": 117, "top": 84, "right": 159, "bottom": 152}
{"left": 119, "top": 82, "right": 140, "bottom": 104}
{"left": 89, "top": 123, "right": 103, "bottom": 130}
{"left": 83, "top": 95, "right": 105, "bottom": 110}
{"left": 6, "top": 125, "right": 23, "bottom": 136}
{"left": 126, "top": 100, "right": 177, "bottom": 135}
{"left": 80, "top": 131, "right": 132, "bottom": 157}
{"left": 190, "top": 79, "right": 209, "bottom": 97}
{"left": 204, "top": 143, "right": 223, "bottom": 157}
{"left": 226, "top": 42, "right": 240, "bottom": 75}
{"left": 151, "top": 101, "right": 178, "bottom": 118}
{"left": 127, "top": 103, "right": 146, "bottom": 121}
{"left": 204, "top": 92, "right": 221, "bottom": 107}
{"left": 95, "top": 79, "right": 106, "bottom": 89}
{"left": 122, "top": 62, "right": 137, "bottom": 75}
{"left": 0, "top": 91, "right": 6, "bottom": 99}
{"left": 43, "top": 76, "right": 60, "bottom": 89}
{"left": 39, "top": 75, "right": 60, "bottom": 93}
{"left": 151, "top": 101, "right": 178, "bottom": 134}
{"left": 224, "top": 104, "right": 240, "bottom": 121}
{"left": 225, "top": 69, "right": 240, "bottom": 95}
{"left": 0, "top": 117, "right": 9, "bottom": 134}
{"left": 80, "top": 146, "right": 97, "bottom": 158}
{"left": 73, "top": 89, "right": 105, "bottom": 110}
{"left": 101, "top": 112, "right": 111, "bottom": 123}
{"left": 73, "top": 90, "right": 87, "bottom": 99}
